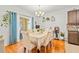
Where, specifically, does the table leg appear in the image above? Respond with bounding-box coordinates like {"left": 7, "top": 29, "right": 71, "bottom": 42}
{"left": 24, "top": 47, "right": 26, "bottom": 53}
{"left": 37, "top": 49, "right": 40, "bottom": 53}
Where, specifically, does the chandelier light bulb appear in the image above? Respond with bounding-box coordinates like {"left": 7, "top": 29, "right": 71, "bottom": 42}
{"left": 39, "top": 11, "right": 42, "bottom": 14}
{"left": 35, "top": 11, "right": 37, "bottom": 15}
{"left": 35, "top": 5, "right": 45, "bottom": 17}
{"left": 41, "top": 12, "right": 45, "bottom": 16}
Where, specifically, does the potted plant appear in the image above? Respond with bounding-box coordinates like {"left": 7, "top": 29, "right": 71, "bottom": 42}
{"left": 60, "top": 32, "right": 64, "bottom": 40}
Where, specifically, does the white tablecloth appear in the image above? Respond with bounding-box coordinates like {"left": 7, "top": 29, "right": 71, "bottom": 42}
{"left": 21, "top": 30, "right": 53, "bottom": 52}
{"left": 28, "top": 31, "right": 53, "bottom": 50}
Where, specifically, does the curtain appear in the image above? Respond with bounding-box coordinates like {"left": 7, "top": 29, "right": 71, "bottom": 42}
{"left": 32, "top": 17, "right": 34, "bottom": 30}
{"left": 9, "top": 12, "right": 17, "bottom": 45}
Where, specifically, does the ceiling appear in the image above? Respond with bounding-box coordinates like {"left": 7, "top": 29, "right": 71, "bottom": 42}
{"left": 19, "top": 5, "right": 79, "bottom": 15}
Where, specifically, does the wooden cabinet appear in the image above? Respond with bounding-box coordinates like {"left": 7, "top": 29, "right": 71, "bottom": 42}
{"left": 77, "top": 10, "right": 79, "bottom": 25}
{"left": 68, "top": 10, "right": 79, "bottom": 25}
{"left": 68, "top": 10, "right": 77, "bottom": 25}
{"left": 68, "top": 10, "right": 79, "bottom": 45}
{"left": 68, "top": 31, "right": 79, "bottom": 45}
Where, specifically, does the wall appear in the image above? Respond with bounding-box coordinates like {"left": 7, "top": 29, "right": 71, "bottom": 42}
{"left": 42, "top": 10, "right": 68, "bottom": 40}
{"left": 34, "top": 10, "right": 68, "bottom": 39}
{"left": 0, "top": 12, "right": 9, "bottom": 46}
{"left": 34, "top": 6, "right": 79, "bottom": 40}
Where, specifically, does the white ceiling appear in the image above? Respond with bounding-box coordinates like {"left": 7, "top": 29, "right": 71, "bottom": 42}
{"left": 18, "top": 5, "right": 79, "bottom": 15}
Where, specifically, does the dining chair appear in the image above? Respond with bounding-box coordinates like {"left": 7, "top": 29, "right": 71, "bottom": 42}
{"left": 42, "top": 32, "right": 52, "bottom": 53}
{"left": 46, "top": 41, "right": 52, "bottom": 53}
{"left": 40, "top": 45, "right": 45, "bottom": 53}
{"left": 21, "top": 31, "right": 36, "bottom": 53}
{"left": 27, "top": 33, "right": 38, "bottom": 53}
{"left": 21, "top": 31, "right": 29, "bottom": 41}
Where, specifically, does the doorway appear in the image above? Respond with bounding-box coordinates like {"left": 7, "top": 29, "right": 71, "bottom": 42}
{"left": 20, "top": 17, "right": 28, "bottom": 40}
{"left": 20, "top": 17, "right": 28, "bottom": 31}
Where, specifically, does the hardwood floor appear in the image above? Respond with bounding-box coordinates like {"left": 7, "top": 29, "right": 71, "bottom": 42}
{"left": 51, "top": 39, "right": 65, "bottom": 53}
{"left": 5, "top": 39, "right": 65, "bottom": 53}
{"left": 5, "top": 42, "right": 24, "bottom": 53}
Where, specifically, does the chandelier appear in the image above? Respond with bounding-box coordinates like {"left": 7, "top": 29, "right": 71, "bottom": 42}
{"left": 35, "top": 5, "right": 45, "bottom": 17}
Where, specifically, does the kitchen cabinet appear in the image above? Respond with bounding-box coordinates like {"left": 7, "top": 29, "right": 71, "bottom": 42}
{"left": 77, "top": 10, "right": 79, "bottom": 25}
{"left": 68, "top": 10, "right": 77, "bottom": 25}
{"left": 68, "top": 10, "right": 79, "bottom": 45}
{"left": 68, "top": 31, "right": 79, "bottom": 45}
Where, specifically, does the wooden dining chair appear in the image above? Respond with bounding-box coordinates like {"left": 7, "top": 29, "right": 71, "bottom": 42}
{"left": 31, "top": 46, "right": 37, "bottom": 53}
{"left": 40, "top": 46, "right": 45, "bottom": 53}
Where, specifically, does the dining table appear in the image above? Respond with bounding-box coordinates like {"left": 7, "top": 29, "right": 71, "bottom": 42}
{"left": 28, "top": 30, "right": 53, "bottom": 51}
{"left": 21, "top": 29, "right": 53, "bottom": 52}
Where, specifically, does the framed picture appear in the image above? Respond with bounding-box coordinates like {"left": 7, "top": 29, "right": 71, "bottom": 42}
{"left": 42, "top": 17, "right": 46, "bottom": 22}
{"left": 35, "top": 25, "right": 40, "bottom": 29}
{"left": 46, "top": 17, "right": 50, "bottom": 21}
{"left": 51, "top": 16, "right": 55, "bottom": 22}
